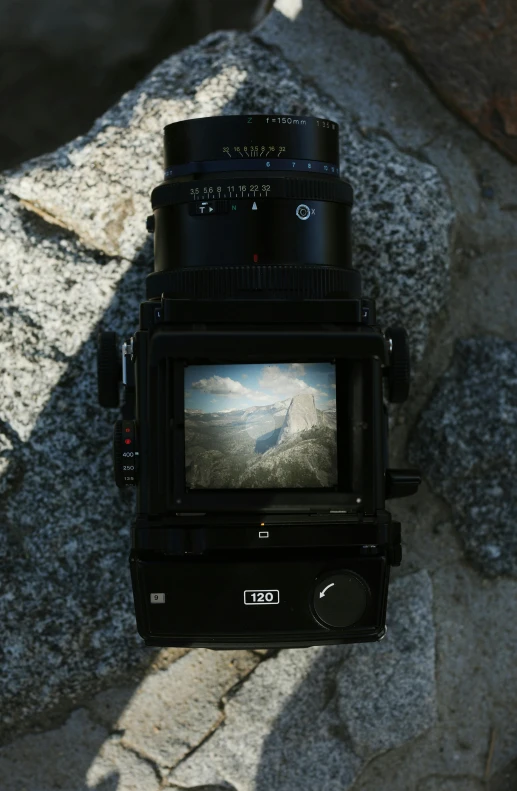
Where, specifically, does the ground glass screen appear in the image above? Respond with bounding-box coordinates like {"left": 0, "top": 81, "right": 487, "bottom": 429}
{"left": 184, "top": 362, "right": 337, "bottom": 489}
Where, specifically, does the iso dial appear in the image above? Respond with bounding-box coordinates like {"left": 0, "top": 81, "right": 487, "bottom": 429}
{"left": 113, "top": 420, "right": 139, "bottom": 488}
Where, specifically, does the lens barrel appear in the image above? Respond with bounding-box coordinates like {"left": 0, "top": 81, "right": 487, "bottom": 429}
{"left": 163, "top": 115, "right": 340, "bottom": 178}
{"left": 147, "top": 114, "right": 359, "bottom": 301}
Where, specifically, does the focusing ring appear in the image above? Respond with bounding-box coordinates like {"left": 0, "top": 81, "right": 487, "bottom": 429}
{"left": 146, "top": 265, "right": 361, "bottom": 300}
{"left": 151, "top": 177, "right": 353, "bottom": 210}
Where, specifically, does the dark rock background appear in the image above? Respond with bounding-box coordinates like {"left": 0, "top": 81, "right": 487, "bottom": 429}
{"left": 0, "top": 0, "right": 273, "bottom": 170}
{"left": 323, "top": 0, "right": 517, "bottom": 163}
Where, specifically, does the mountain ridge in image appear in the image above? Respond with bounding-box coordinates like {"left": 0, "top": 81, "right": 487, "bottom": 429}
{"left": 185, "top": 392, "right": 337, "bottom": 489}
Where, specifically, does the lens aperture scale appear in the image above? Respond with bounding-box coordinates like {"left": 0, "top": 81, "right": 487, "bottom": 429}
{"left": 163, "top": 114, "right": 340, "bottom": 177}
{"left": 152, "top": 176, "right": 353, "bottom": 210}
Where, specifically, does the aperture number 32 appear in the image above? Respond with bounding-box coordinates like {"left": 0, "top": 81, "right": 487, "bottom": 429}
{"left": 244, "top": 589, "right": 280, "bottom": 605}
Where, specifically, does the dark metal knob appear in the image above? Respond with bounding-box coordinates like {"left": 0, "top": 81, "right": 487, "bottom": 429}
{"left": 385, "top": 469, "right": 421, "bottom": 499}
{"left": 313, "top": 571, "right": 370, "bottom": 628}
{"left": 384, "top": 326, "right": 410, "bottom": 403}
{"left": 97, "top": 331, "right": 121, "bottom": 408}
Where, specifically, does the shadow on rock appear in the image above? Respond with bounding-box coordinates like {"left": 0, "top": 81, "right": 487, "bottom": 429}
{"left": 0, "top": 206, "right": 158, "bottom": 750}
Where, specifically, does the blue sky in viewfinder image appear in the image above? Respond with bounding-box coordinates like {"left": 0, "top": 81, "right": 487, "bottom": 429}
{"left": 184, "top": 362, "right": 336, "bottom": 413}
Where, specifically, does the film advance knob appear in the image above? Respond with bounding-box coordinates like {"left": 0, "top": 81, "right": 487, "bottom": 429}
{"left": 313, "top": 571, "right": 369, "bottom": 628}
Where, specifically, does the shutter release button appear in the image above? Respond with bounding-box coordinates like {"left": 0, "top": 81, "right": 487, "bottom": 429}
{"left": 313, "top": 571, "right": 369, "bottom": 628}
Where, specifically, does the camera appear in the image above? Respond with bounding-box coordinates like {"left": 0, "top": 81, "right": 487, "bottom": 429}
{"left": 97, "top": 114, "right": 421, "bottom": 648}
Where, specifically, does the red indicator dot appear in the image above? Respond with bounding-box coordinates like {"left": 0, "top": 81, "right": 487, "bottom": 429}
{"left": 124, "top": 439, "right": 132, "bottom": 445}
{"left": 125, "top": 428, "right": 131, "bottom": 432}
{"left": 253, "top": 253, "right": 258, "bottom": 263}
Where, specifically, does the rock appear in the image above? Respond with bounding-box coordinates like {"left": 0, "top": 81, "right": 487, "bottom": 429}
{"left": 0, "top": 651, "right": 258, "bottom": 790}
{"left": 169, "top": 571, "right": 436, "bottom": 790}
{"left": 322, "top": 0, "right": 517, "bottom": 164}
{"left": 408, "top": 337, "right": 517, "bottom": 577}
{"left": 336, "top": 571, "right": 436, "bottom": 757}
{"left": 6, "top": 564, "right": 517, "bottom": 791}
{"left": 254, "top": 2, "right": 517, "bottom": 346}
{"left": 0, "top": 26, "right": 451, "bottom": 738}
{"left": 416, "top": 778, "right": 485, "bottom": 791}
{"left": 277, "top": 393, "right": 318, "bottom": 444}
{"left": 85, "top": 650, "right": 259, "bottom": 770}
{"left": 0, "top": 188, "right": 150, "bottom": 742}
{"left": 344, "top": 562, "right": 517, "bottom": 789}
{"left": 239, "top": 429, "right": 337, "bottom": 487}
{"left": 85, "top": 734, "right": 161, "bottom": 791}
{"left": 490, "top": 756, "right": 517, "bottom": 791}
{"left": 0, "top": 708, "right": 160, "bottom": 791}
{"left": 0, "top": 0, "right": 272, "bottom": 171}
{"left": 4, "top": 30, "right": 453, "bottom": 364}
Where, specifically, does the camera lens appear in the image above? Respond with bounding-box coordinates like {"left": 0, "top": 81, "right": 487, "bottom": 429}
{"left": 148, "top": 114, "right": 358, "bottom": 300}
{"left": 163, "top": 114, "right": 340, "bottom": 177}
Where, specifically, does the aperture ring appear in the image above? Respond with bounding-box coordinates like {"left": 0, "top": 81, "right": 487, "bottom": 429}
{"left": 151, "top": 177, "right": 353, "bottom": 210}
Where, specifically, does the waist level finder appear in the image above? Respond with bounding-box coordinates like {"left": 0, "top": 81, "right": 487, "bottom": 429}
{"left": 97, "top": 114, "right": 421, "bottom": 648}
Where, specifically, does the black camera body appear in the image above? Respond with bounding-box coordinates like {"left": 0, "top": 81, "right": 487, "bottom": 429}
{"left": 98, "top": 114, "right": 421, "bottom": 648}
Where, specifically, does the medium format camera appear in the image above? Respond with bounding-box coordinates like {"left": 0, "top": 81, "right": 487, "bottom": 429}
{"left": 97, "top": 114, "right": 421, "bottom": 648}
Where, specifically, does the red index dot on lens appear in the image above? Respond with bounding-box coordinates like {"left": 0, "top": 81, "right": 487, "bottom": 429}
{"left": 253, "top": 253, "right": 258, "bottom": 262}
{"left": 125, "top": 428, "right": 131, "bottom": 432}
{"left": 124, "top": 439, "right": 132, "bottom": 445}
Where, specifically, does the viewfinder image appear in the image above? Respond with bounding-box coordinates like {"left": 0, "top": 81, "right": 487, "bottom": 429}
{"left": 184, "top": 362, "right": 337, "bottom": 489}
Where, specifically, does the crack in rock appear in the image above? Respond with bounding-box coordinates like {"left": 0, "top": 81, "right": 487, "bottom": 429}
{"left": 169, "top": 571, "right": 436, "bottom": 791}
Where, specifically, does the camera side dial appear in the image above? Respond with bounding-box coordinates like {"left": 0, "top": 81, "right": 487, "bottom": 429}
{"left": 113, "top": 419, "right": 139, "bottom": 488}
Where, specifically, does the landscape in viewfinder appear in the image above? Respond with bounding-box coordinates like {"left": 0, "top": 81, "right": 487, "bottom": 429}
{"left": 184, "top": 362, "right": 337, "bottom": 488}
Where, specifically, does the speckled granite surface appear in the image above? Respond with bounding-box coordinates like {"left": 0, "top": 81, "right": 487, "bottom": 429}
{"left": 0, "top": 0, "right": 516, "bottom": 788}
